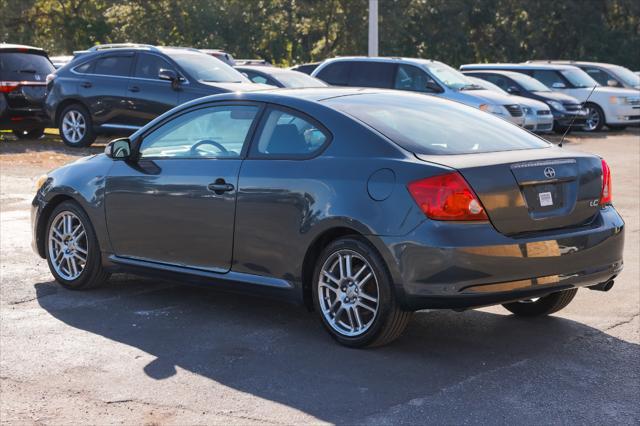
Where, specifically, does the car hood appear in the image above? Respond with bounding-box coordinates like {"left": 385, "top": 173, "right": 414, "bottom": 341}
{"left": 199, "top": 81, "right": 273, "bottom": 91}
{"left": 531, "top": 91, "right": 580, "bottom": 104}
{"left": 456, "top": 88, "right": 519, "bottom": 106}
{"left": 508, "top": 95, "right": 549, "bottom": 110}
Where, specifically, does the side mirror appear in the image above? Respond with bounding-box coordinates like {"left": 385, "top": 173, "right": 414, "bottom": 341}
{"left": 158, "top": 68, "right": 180, "bottom": 89}
{"left": 552, "top": 82, "right": 566, "bottom": 89}
{"left": 105, "top": 138, "right": 131, "bottom": 160}
{"left": 607, "top": 79, "right": 619, "bottom": 87}
{"left": 506, "top": 86, "right": 520, "bottom": 95}
{"left": 425, "top": 80, "right": 443, "bottom": 93}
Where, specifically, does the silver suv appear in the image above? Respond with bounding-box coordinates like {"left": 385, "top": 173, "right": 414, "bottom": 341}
{"left": 311, "top": 57, "right": 525, "bottom": 126}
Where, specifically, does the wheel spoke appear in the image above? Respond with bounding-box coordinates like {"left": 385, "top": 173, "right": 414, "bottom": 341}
{"left": 69, "top": 257, "right": 79, "bottom": 276}
{"left": 352, "top": 264, "right": 367, "bottom": 281}
{"left": 352, "top": 306, "right": 363, "bottom": 330}
{"left": 344, "top": 254, "right": 352, "bottom": 278}
{"left": 73, "top": 251, "right": 86, "bottom": 263}
{"left": 359, "top": 292, "right": 377, "bottom": 304}
{"left": 357, "top": 272, "right": 373, "bottom": 288}
{"left": 357, "top": 301, "right": 376, "bottom": 313}
{"left": 346, "top": 307, "right": 355, "bottom": 331}
{"left": 338, "top": 254, "right": 345, "bottom": 279}
{"left": 319, "top": 282, "right": 338, "bottom": 294}
{"left": 322, "top": 270, "right": 340, "bottom": 287}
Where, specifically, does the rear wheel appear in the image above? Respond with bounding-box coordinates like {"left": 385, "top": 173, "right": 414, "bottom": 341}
{"left": 502, "top": 288, "right": 578, "bottom": 317}
{"left": 45, "top": 201, "right": 109, "bottom": 289}
{"left": 13, "top": 128, "right": 45, "bottom": 139}
{"left": 59, "top": 104, "right": 96, "bottom": 147}
{"left": 312, "top": 237, "right": 412, "bottom": 348}
{"left": 583, "top": 103, "right": 604, "bottom": 132}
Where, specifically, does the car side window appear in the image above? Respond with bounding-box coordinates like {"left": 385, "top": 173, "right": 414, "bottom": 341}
{"left": 531, "top": 70, "right": 565, "bottom": 88}
{"left": 583, "top": 67, "right": 617, "bottom": 87}
{"left": 252, "top": 108, "right": 328, "bottom": 158}
{"left": 93, "top": 55, "right": 133, "bottom": 77}
{"left": 316, "top": 62, "right": 352, "bottom": 85}
{"left": 394, "top": 64, "right": 431, "bottom": 92}
{"left": 349, "top": 62, "right": 395, "bottom": 88}
{"left": 483, "top": 74, "right": 511, "bottom": 91}
{"left": 139, "top": 105, "right": 259, "bottom": 159}
{"left": 134, "top": 53, "right": 175, "bottom": 80}
{"left": 73, "top": 60, "right": 94, "bottom": 74}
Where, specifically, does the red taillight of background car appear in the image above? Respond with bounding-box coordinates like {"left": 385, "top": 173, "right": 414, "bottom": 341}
{"left": 0, "top": 81, "right": 20, "bottom": 93}
{"left": 407, "top": 172, "right": 488, "bottom": 221}
{"left": 600, "top": 159, "right": 612, "bottom": 205}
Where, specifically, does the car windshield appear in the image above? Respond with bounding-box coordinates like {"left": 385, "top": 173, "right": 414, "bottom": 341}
{"left": 325, "top": 92, "right": 550, "bottom": 155}
{"left": 0, "top": 52, "right": 54, "bottom": 81}
{"left": 509, "top": 73, "right": 551, "bottom": 92}
{"left": 425, "top": 62, "right": 477, "bottom": 90}
{"left": 170, "top": 51, "right": 249, "bottom": 83}
{"left": 608, "top": 65, "right": 640, "bottom": 87}
{"left": 273, "top": 71, "right": 327, "bottom": 88}
{"left": 560, "top": 68, "right": 599, "bottom": 88}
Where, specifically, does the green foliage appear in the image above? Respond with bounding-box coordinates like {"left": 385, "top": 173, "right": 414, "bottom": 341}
{"left": 1, "top": 0, "right": 638, "bottom": 69}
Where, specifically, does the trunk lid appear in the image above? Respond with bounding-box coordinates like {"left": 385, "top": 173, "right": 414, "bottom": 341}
{"left": 416, "top": 148, "right": 603, "bottom": 235}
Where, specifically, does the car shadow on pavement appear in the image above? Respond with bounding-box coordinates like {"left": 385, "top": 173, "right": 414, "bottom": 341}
{"left": 34, "top": 277, "right": 639, "bottom": 423}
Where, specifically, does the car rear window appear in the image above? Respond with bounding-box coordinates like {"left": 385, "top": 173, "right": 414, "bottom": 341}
{"left": 325, "top": 92, "right": 550, "bottom": 155}
{"left": 0, "top": 52, "right": 54, "bottom": 81}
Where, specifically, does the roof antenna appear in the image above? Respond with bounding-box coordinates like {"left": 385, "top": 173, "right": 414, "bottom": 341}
{"left": 559, "top": 84, "right": 597, "bottom": 148}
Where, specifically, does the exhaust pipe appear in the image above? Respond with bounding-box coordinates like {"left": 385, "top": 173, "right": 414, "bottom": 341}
{"left": 588, "top": 279, "right": 615, "bottom": 292}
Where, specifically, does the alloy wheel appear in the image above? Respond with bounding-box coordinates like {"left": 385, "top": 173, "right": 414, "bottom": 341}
{"left": 583, "top": 106, "right": 601, "bottom": 131}
{"left": 317, "top": 250, "right": 380, "bottom": 337}
{"left": 61, "top": 110, "right": 86, "bottom": 143}
{"left": 48, "top": 211, "right": 88, "bottom": 281}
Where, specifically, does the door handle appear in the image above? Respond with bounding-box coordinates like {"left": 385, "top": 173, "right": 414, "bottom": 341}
{"left": 81, "top": 82, "right": 92, "bottom": 88}
{"left": 207, "top": 180, "right": 234, "bottom": 194}
{"left": 128, "top": 86, "right": 140, "bottom": 93}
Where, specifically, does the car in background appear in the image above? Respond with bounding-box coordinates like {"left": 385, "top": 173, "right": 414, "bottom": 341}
{"left": 235, "top": 59, "right": 272, "bottom": 66}
{"left": 465, "top": 76, "right": 553, "bottom": 133}
{"left": 1, "top": 43, "right": 54, "bottom": 139}
{"left": 312, "top": 57, "right": 525, "bottom": 127}
{"left": 460, "top": 63, "right": 640, "bottom": 132}
{"left": 289, "top": 62, "right": 321, "bottom": 75}
{"left": 236, "top": 65, "right": 327, "bottom": 88}
{"left": 199, "top": 49, "right": 236, "bottom": 66}
{"left": 462, "top": 70, "right": 586, "bottom": 133}
{"left": 46, "top": 44, "right": 270, "bottom": 147}
{"left": 529, "top": 61, "right": 640, "bottom": 90}
{"left": 49, "top": 55, "right": 73, "bottom": 69}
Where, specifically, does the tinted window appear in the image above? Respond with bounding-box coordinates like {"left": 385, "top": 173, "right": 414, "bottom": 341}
{"left": 139, "top": 105, "right": 258, "bottom": 159}
{"left": 93, "top": 56, "right": 132, "bottom": 77}
{"left": 253, "top": 108, "right": 328, "bottom": 157}
{"left": 348, "top": 62, "right": 395, "bottom": 88}
{"left": 316, "top": 62, "right": 351, "bottom": 85}
{"left": 395, "top": 64, "right": 431, "bottom": 92}
{"left": 531, "top": 70, "right": 565, "bottom": 88}
{"left": 170, "top": 51, "right": 248, "bottom": 82}
{"left": 134, "top": 53, "right": 175, "bottom": 80}
{"left": 477, "top": 74, "right": 514, "bottom": 91}
{"left": 0, "top": 52, "right": 54, "bottom": 81}
{"left": 559, "top": 68, "right": 598, "bottom": 88}
{"left": 74, "top": 61, "right": 94, "bottom": 74}
{"left": 325, "top": 92, "right": 549, "bottom": 155}
{"left": 583, "top": 67, "right": 617, "bottom": 86}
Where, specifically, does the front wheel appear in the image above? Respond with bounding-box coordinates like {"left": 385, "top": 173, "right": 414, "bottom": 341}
{"left": 502, "top": 288, "right": 578, "bottom": 317}
{"left": 59, "top": 104, "right": 96, "bottom": 147}
{"left": 583, "top": 103, "right": 604, "bottom": 132}
{"left": 312, "top": 237, "right": 412, "bottom": 348}
{"left": 13, "top": 128, "right": 45, "bottom": 139}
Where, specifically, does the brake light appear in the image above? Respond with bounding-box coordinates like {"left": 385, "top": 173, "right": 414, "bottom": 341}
{"left": 407, "top": 172, "right": 488, "bottom": 221}
{"left": 599, "top": 159, "right": 612, "bottom": 205}
{"left": 0, "top": 81, "right": 20, "bottom": 93}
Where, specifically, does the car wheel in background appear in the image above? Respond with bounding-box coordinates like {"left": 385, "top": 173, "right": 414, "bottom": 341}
{"left": 583, "top": 103, "right": 604, "bottom": 132}
{"left": 502, "top": 288, "right": 578, "bottom": 317}
{"left": 45, "top": 200, "right": 110, "bottom": 290}
{"left": 59, "top": 104, "right": 96, "bottom": 147}
{"left": 12, "top": 128, "right": 45, "bottom": 139}
{"left": 607, "top": 125, "right": 627, "bottom": 131}
{"left": 312, "top": 236, "right": 412, "bottom": 348}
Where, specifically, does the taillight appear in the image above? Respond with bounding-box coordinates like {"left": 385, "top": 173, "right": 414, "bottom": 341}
{"left": 599, "top": 159, "right": 612, "bottom": 205}
{"left": 46, "top": 73, "right": 56, "bottom": 84}
{"left": 0, "top": 81, "right": 20, "bottom": 93}
{"left": 407, "top": 172, "right": 488, "bottom": 221}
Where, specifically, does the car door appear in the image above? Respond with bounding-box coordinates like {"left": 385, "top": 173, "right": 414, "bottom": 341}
{"left": 79, "top": 53, "right": 133, "bottom": 127}
{"left": 124, "top": 53, "right": 180, "bottom": 127}
{"left": 105, "top": 102, "right": 262, "bottom": 272}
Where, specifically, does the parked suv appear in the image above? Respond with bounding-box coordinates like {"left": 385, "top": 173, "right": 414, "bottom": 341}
{"left": 312, "top": 57, "right": 525, "bottom": 126}
{"left": 460, "top": 63, "right": 640, "bottom": 131}
{"left": 462, "top": 70, "right": 588, "bottom": 133}
{"left": 1, "top": 44, "right": 54, "bottom": 139}
{"left": 46, "top": 44, "right": 268, "bottom": 146}
{"left": 529, "top": 61, "right": 640, "bottom": 90}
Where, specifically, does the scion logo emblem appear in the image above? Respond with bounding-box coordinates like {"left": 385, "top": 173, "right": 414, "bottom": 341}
{"left": 544, "top": 167, "right": 556, "bottom": 178}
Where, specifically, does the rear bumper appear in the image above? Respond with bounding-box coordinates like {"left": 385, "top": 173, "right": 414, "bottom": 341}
{"left": 1, "top": 95, "right": 50, "bottom": 130}
{"left": 374, "top": 206, "right": 625, "bottom": 310}
{"left": 605, "top": 104, "right": 640, "bottom": 125}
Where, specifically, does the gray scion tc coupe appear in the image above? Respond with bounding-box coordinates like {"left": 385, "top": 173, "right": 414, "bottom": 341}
{"left": 32, "top": 88, "right": 624, "bottom": 347}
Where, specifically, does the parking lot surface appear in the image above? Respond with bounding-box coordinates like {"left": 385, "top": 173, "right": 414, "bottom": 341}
{"left": 1, "top": 130, "right": 639, "bottom": 425}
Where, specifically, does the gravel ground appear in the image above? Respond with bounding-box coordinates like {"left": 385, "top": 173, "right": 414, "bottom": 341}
{"left": 1, "top": 129, "right": 639, "bottom": 425}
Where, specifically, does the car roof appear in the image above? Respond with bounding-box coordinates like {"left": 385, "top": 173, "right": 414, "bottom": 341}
{"left": 319, "top": 56, "right": 443, "bottom": 67}
{"left": 462, "top": 69, "right": 539, "bottom": 79}
{"left": 461, "top": 63, "right": 580, "bottom": 71}
{"left": 528, "top": 60, "right": 620, "bottom": 69}
{"left": 0, "top": 43, "right": 47, "bottom": 54}
{"left": 235, "top": 65, "right": 301, "bottom": 75}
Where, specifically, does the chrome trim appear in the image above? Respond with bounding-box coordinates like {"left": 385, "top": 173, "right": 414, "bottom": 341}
{"left": 99, "top": 123, "right": 142, "bottom": 130}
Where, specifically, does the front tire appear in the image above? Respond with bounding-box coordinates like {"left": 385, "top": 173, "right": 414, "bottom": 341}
{"left": 502, "top": 288, "right": 578, "bottom": 317}
{"left": 45, "top": 201, "right": 109, "bottom": 289}
{"left": 583, "top": 103, "right": 604, "bottom": 132}
{"left": 59, "top": 104, "right": 96, "bottom": 147}
{"left": 13, "top": 128, "right": 45, "bottom": 139}
{"left": 312, "top": 237, "right": 412, "bottom": 348}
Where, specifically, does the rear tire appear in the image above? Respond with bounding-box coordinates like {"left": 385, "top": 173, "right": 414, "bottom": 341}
{"left": 45, "top": 201, "right": 110, "bottom": 290}
{"left": 58, "top": 104, "right": 96, "bottom": 147}
{"left": 13, "top": 128, "right": 44, "bottom": 139}
{"left": 312, "top": 236, "right": 412, "bottom": 348}
{"left": 502, "top": 288, "right": 578, "bottom": 317}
